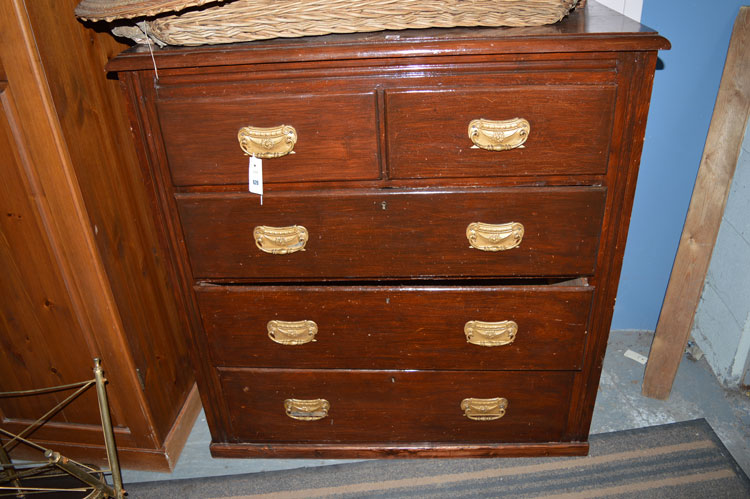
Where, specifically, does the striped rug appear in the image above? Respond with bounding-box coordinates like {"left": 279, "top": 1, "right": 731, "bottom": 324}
{"left": 127, "top": 419, "right": 750, "bottom": 498}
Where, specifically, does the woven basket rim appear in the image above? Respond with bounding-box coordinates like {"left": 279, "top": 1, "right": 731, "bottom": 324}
{"left": 150, "top": 0, "right": 579, "bottom": 46}
{"left": 74, "top": 0, "right": 224, "bottom": 21}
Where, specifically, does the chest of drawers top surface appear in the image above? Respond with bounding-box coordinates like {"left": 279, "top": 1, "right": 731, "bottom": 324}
{"left": 111, "top": 1, "right": 667, "bottom": 458}
{"left": 108, "top": 1, "right": 667, "bottom": 73}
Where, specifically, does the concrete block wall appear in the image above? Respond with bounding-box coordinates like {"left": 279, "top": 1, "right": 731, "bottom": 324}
{"left": 692, "top": 121, "right": 750, "bottom": 387}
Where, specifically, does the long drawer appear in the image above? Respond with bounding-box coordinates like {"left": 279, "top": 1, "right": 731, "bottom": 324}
{"left": 196, "top": 284, "right": 594, "bottom": 370}
{"left": 219, "top": 368, "right": 574, "bottom": 443}
{"left": 177, "top": 187, "right": 606, "bottom": 279}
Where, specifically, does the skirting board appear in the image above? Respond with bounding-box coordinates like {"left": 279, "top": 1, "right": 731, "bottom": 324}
{"left": 210, "top": 441, "right": 590, "bottom": 459}
{"left": 7, "top": 383, "right": 202, "bottom": 472}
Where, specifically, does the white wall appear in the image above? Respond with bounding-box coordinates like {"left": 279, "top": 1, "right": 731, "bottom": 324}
{"left": 692, "top": 121, "right": 750, "bottom": 387}
{"left": 596, "top": 0, "right": 643, "bottom": 22}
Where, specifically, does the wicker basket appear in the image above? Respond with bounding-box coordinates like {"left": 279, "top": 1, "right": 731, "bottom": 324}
{"left": 75, "top": 0, "right": 223, "bottom": 22}
{"left": 137, "top": 0, "right": 581, "bottom": 46}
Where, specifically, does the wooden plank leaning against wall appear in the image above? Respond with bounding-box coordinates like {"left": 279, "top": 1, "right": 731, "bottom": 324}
{"left": 0, "top": 0, "right": 199, "bottom": 470}
{"left": 643, "top": 7, "right": 750, "bottom": 399}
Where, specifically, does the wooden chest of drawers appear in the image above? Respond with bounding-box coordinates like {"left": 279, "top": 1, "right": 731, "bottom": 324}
{"left": 110, "top": 2, "right": 668, "bottom": 458}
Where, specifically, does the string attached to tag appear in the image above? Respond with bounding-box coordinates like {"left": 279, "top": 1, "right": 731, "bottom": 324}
{"left": 136, "top": 21, "right": 159, "bottom": 82}
{"left": 249, "top": 154, "right": 263, "bottom": 205}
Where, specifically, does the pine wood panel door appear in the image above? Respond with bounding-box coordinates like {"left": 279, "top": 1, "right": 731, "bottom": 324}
{"left": 0, "top": 0, "right": 199, "bottom": 470}
{"left": 0, "top": 0, "right": 142, "bottom": 453}
{"left": 0, "top": 70, "right": 109, "bottom": 435}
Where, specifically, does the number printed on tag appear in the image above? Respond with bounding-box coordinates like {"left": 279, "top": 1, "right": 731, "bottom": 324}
{"left": 249, "top": 155, "right": 263, "bottom": 204}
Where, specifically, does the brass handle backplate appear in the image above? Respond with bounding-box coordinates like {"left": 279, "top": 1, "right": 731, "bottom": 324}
{"left": 284, "top": 398, "right": 329, "bottom": 421}
{"left": 238, "top": 124, "right": 297, "bottom": 158}
{"left": 464, "top": 320, "right": 518, "bottom": 347}
{"left": 254, "top": 225, "right": 308, "bottom": 254}
{"left": 466, "top": 222, "right": 524, "bottom": 252}
{"left": 267, "top": 320, "right": 317, "bottom": 345}
{"left": 461, "top": 397, "right": 508, "bottom": 421}
{"left": 468, "top": 118, "right": 530, "bottom": 151}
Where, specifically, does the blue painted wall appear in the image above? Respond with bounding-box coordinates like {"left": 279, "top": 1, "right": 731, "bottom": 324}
{"left": 612, "top": 0, "right": 748, "bottom": 330}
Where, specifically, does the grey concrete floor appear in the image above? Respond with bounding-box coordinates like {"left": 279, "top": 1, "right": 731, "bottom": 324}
{"left": 591, "top": 330, "right": 749, "bottom": 476}
{"left": 121, "top": 330, "right": 750, "bottom": 484}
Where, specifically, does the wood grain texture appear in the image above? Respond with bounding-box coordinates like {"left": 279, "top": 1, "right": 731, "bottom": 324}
{"left": 8, "top": 385, "right": 200, "bottom": 471}
{"left": 173, "top": 174, "right": 605, "bottom": 193}
{"left": 563, "top": 52, "right": 661, "bottom": 439}
{"left": 210, "top": 441, "right": 589, "bottom": 459}
{"left": 0, "top": 0, "right": 135, "bottom": 442}
{"left": 0, "top": 0, "right": 199, "bottom": 469}
{"left": 155, "top": 61, "right": 617, "bottom": 186}
{"left": 196, "top": 284, "right": 593, "bottom": 370}
{"left": 387, "top": 84, "right": 615, "bottom": 178}
{"left": 159, "top": 90, "right": 380, "bottom": 186}
{"left": 125, "top": 71, "right": 235, "bottom": 444}
{"left": 110, "top": 3, "right": 667, "bottom": 457}
{"left": 0, "top": 81, "right": 106, "bottom": 431}
{"left": 643, "top": 7, "right": 750, "bottom": 400}
{"left": 160, "top": 383, "right": 202, "bottom": 470}
{"left": 106, "top": 1, "right": 668, "bottom": 73}
{"left": 178, "top": 187, "right": 606, "bottom": 279}
{"left": 219, "top": 368, "right": 574, "bottom": 443}
{"left": 24, "top": 0, "right": 195, "bottom": 445}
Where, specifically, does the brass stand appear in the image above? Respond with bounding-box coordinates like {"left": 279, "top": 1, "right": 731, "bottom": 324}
{"left": 0, "top": 359, "right": 125, "bottom": 498}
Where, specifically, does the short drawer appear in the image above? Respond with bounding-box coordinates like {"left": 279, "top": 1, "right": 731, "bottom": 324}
{"left": 157, "top": 91, "right": 380, "bottom": 186}
{"left": 177, "top": 187, "right": 606, "bottom": 279}
{"left": 197, "top": 284, "right": 594, "bottom": 370}
{"left": 219, "top": 368, "right": 574, "bottom": 443}
{"left": 386, "top": 85, "right": 615, "bottom": 179}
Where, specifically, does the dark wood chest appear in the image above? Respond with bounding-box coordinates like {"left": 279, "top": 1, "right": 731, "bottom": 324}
{"left": 110, "top": 2, "right": 668, "bottom": 458}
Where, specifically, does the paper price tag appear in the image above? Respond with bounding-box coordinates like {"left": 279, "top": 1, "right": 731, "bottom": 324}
{"left": 248, "top": 155, "right": 263, "bottom": 205}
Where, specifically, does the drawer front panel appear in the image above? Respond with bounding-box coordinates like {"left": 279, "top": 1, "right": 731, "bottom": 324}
{"left": 178, "top": 187, "right": 606, "bottom": 279}
{"left": 157, "top": 92, "right": 380, "bottom": 186}
{"left": 386, "top": 85, "right": 615, "bottom": 179}
{"left": 197, "top": 285, "right": 593, "bottom": 370}
{"left": 219, "top": 368, "right": 573, "bottom": 443}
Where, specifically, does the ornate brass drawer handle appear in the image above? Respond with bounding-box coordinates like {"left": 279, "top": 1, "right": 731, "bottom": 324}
{"left": 284, "top": 398, "right": 330, "bottom": 421}
{"left": 468, "top": 117, "right": 530, "bottom": 151}
{"left": 254, "top": 225, "right": 308, "bottom": 254}
{"left": 267, "top": 320, "right": 318, "bottom": 345}
{"left": 466, "top": 221, "right": 524, "bottom": 252}
{"left": 238, "top": 124, "right": 297, "bottom": 158}
{"left": 464, "top": 320, "right": 518, "bottom": 347}
{"left": 461, "top": 397, "right": 509, "bottom": 421}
